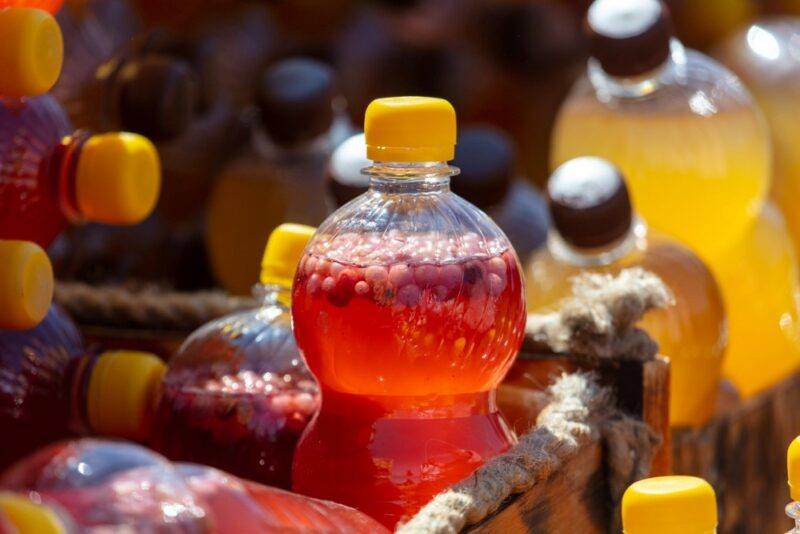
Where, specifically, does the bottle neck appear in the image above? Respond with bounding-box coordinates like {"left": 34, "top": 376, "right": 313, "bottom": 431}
{"left": 548, "top": 219, "right": 648, "bottom": 268}
{"left": 253, "top": 282, "right": 292, "bottom": 308}
{"left": 66, "top": 349, "right": 101, "bottom": 436}
{"left": 588, "top": 38, "right": 687, "bottom": 100}
{"left": 364, "top": 161, "right": 457, "bottom": 194}
{"left": 47, "top": 131, "right": 93, "bottom": 223}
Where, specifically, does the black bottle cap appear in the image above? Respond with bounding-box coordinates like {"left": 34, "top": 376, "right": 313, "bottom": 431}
{"left": 585, "top": 0, "right": 673, "bottom": 77}
{"left": 258, "top": 58, "right": 335, "bottom": 146}
{"left": 547, "top": 157, "right": 633, "bottom": 248}
{"left": 114, "top": 55, "right": 198, "bottom": 141}
{"left": 451, "top": 126, "right": 514, "bottom": 209}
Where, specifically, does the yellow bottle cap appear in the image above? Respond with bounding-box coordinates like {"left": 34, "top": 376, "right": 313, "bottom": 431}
{"left": 364, "top": 96, "right": 456, "bottom": 162}
{"left": 260, "top": 223, "right": 316, "bottom": 287}
{"left": 0, "top": 493, "right": 67, "bottom": 534}
{"left": 622, "top": 476, "right": 717, "bottom": 534}
{"left": 788, "top": 436, "right": 800, "bottom": 500}
{"left": 87, "top": 350, "right": 166, "bottom": 441}
{"left": 0, "top": 240, "right": 53, "bottom": 329}
{"left": 0, "top": 8, "right": 63, "bottom": 98}
{"left": 75, "top": 132, "right": 161, "bottom": 225}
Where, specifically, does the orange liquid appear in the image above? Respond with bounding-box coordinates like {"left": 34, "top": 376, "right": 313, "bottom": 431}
{"left": 291, "top": 233, "right": 526, "bottom": 527}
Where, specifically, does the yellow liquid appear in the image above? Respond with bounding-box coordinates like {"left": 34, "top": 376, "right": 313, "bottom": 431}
{"left": 552, "top": 103, "right": 770, "bottom": 260}
{"left": 710, "top": 204, "right": 800, "bottom": 397}
{"left": 206, "top": 150, "right": 330, "bottom": 295}
{"left": 525, "top": 232, "right": 727, "bottom": 427}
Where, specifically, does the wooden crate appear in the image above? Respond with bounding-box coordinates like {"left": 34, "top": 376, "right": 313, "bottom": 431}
{"left": 672, "top": 371, "right": 800, "bottom": 533}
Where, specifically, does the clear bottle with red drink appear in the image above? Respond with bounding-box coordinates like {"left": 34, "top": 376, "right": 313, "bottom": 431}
{"left": 0, "top": 93, "right": 160, "bottom": 248}
{"left": 291, "top": 97, "right": 527, "bottom": 527}
{"left": 0, "top": 439, "right": 388, "bottom": 533}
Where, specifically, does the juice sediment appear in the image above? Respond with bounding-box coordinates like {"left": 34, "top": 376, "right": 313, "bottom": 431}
{"left": 552, "top": 103, "right": 770, "bottom": 260}
{"left": 292, "top": 230, "right": 526, "bottom": 526}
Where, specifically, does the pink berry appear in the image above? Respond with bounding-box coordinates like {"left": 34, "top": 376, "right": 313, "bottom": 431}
{"left": 487, "top": 257, "right": 506, "bottom": 277}
{"left": 365, "top": 265, "right": 388, "bottom": 284}
{"left": 306, "top": 274, "right": 321, "bottom": 294}
{"left": 397, "top": 284, "right": 421, "bottom": 307}
{"left": 322, "top": 276, "right": 336, "bottom": 292}
{"left": 316, "top": 259, "right": 330, "bottom": 277}
{"left": 337, "top": 268, "right": 359, "bottom": 292}
{"left": 329, "top": 262, "right": 345, "bottom": 279}
{"left": 413, "top": 264, "right": 438, "bottom": 288}
{"left": 355, "top": 281, "right": 370, "bottom": 296}
{"left": 439, "top": 264, "right": 463, "bottom": 290}
{"left": 488, "top": 273, "right": 507, "bottom": 296}
{"left": 304, "top": 255, "right": 318, "bottom": 276}
{"left": 389, "top": 264, "right": 413, "bottom": 287}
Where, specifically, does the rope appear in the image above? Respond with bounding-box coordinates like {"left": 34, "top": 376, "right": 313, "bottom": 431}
{"left": 54, "top": 281, "right": 255, "bottom": 331}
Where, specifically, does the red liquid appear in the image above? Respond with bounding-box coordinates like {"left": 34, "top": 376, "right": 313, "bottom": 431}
{"left": 292, "top": 231, "right": 526, "bottom": 527}
{"left": 0, "top": 95, "right": 77, "bottom": 247}
{"left": 0, "top": 0, "right": 63, "bottom": 12}
{"left": 151, "top": 369, "right": 318, "bottom": 489}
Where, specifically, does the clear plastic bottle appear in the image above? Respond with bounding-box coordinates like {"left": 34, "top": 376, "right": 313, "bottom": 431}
{"left": 622, "top": 475, "right": 718, "bottom": 533}
{"left": 525, "top": 157, "right": 727, "bottom": 428}
{"left": 715, "top": 20, "right": 800, "bottom": 259}
{"left": 551, "top": 0, "right": 770, "bottom": 261}
{"left": 0, "top": 439, "right": 389, "bottom": 533}
{"left": 0, "top": 94, "right": 161, "bottom": 248}
{"left": 291, "top": 97, "right": 526, "bottom": 527}
{"left": 787, "top": 435, "right": 800, "bottom": 532}
{"left": 714, "top": 204, "right": 800, "bottom": 397}
{"left": 0, "top": 7, "right": 63, "bottom": 99}
{"left": 147, "top": 224, "right": 319, "bottom": 489}
{"left": 207, "top": 58, "right": 335, "bottom": 294}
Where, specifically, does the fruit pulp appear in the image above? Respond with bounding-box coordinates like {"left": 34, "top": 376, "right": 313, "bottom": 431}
{"left": 524, "top": 230, "right": 727, "bottom": 427}
{"left": 712, "top": 204, "right": 800, "bottom": 397}
{"left": 0, "top": 95, "right": 74, "bottom": 247}
{"left": 292, "top": 231, "right": 526, "bottom": 527}
{"left": 552, "top": 102, "right": 769, "bottom": 261}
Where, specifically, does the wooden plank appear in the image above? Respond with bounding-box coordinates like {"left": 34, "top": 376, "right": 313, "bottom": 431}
{"left": 673, "top": 371, "right": 800, "bottom": 533}
{"left": 644, "top": 358, "right": 670, "bottom": 475}
{"left": 467, "top": 441, "right": 608, "bottom": 534}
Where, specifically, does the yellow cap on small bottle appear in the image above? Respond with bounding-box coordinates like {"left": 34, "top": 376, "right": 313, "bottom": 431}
{"left": 364, "top": 97, "right": 456, "bottom": 162}
{"left": 788, "top": 436, "right": 800, "bottom": 500}
{"left": 0, "top": 8, "right": 63, "bottom": 98}
{"left": 622, "top": 476, "right": 717, "bottom": 534}
{"left": 87, "top": 350, "right": 166, "bottom": 441}
{"left": 260, "top": 223, "right": 316, "bottom": 287}
{"left": 75, "top": 132, "right": 161, "bottom": 225}
{"left": 0, "top": 493, "right": 67, "bottom": 534}
{"left": 0, "top": 240, "right": 53, "bottom": 329}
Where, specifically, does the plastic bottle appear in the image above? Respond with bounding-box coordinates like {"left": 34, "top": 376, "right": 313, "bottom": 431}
{"left": 0, "top": 94, "right": 160, "bottom": 248}
{"left": 715, "top": 20, "right": 800, "bottom": 259}
{"left": 0, "top": 439, "right": 388, "bottom": 533}
{"left": 0, "top": 492, "right": 76, "bottom": 533}
{"left": 525, "top": 157, "right": 726, "bottom": 428}
{"left": 54, "top": 0, "right": 197, "bottom": 141}
{"left": 145, "top": 224, "right": 319, "bottom": 488}
{"left": 207, "top": 58, "right": 335, "bottom": 295}
{"left": 551, "top": 0, "right": 770, "bottom": 261}
{"left": 622, "top": 475, "right": 718, "bottom": 533}
{"left": 327, "top": 128, "right": 550, "bottom": 262}
{"left": 291, "top": 97, "right": 526, "bottom": 527}
{"left": 787, "top": 436, "right": 800, "bottom": 531}
{"left": 0, "top": 7, "right": 63, "bottom": 99}
{"left": 713, "top": 204, "right": 800, "bottom": 397}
